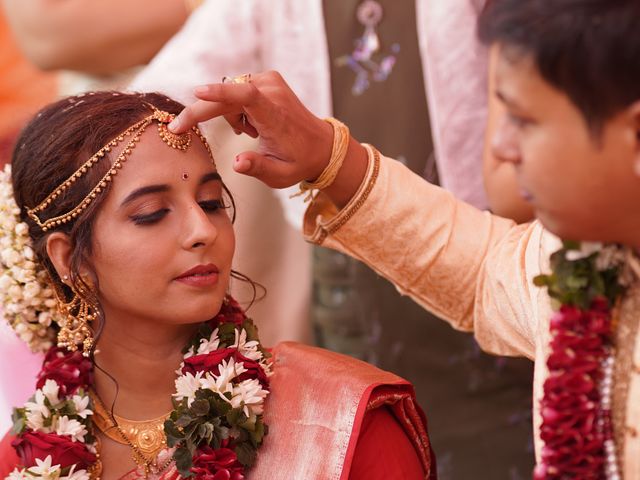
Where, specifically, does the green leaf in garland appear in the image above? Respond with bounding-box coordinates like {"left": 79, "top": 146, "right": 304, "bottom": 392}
{"left": 209, "top": 395, "right": 232, "bottom": 417}
{"left": 247, "top": 417, "right": 266, "bottom": 447}
{"left": 197, "top": 422, "right": 214, "bottom": 443}
{"left": 226, "top": 407, "right": 247, "bottom": 426}
{"left": 175, "top": 414, "right": 193, "bottom": 428}
{"left": 235, "top": 441, "right": 258, "bottom": 468}
{"left": 11, "top": 408, "right": 25, "bottom": 435}
{"left": 217, "top": 322, "right": 236, "bottom": 346}
{"left": 190, "top": 398, "right": 210, "bottom": 417}
{"left": 164, "top": 419, "right": 185, "bottom": 447}
{"left": 174, "top": 446, "right": 194, "bottom": 477}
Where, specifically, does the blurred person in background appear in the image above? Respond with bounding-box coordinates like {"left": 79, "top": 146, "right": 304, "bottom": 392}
{"left": 130, "top": 1, "right": 534, "bottom": 477}
{"left": 2, "top": 0, "right": 194, "bottom": 93}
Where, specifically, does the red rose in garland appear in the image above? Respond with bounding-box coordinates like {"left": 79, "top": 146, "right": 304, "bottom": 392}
{"left": 183, "top": 349, "right": 269, "bottom": 389}
{"left": 36, "top": 347, "right": 93, "bottom": 395}
{"left": 12, "top": 431, "right": 96, "bottom": 468}
{"left": 191, "top": 446, "right": 245, "bottom": 480}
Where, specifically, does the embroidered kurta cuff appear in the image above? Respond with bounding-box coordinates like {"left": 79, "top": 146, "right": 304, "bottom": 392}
{"left": 303, "top": 143, "right": 380, "bottom": 244}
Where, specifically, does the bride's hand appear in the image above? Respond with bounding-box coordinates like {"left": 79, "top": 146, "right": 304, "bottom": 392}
{"left": 169, "top": 71, "right": 337, "bottom": 189}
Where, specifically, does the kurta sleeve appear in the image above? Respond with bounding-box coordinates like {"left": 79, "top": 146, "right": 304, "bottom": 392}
{"left": 303, "top": 146, "right": 559, "bottom": 359}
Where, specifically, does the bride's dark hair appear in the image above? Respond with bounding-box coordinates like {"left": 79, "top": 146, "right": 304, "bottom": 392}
{"left": 11, "top": 91, "right": 261, "bottom": 345}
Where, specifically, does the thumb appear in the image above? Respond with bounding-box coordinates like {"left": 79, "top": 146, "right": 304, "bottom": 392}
{"left": 233, "top": 151, "right": 296, "bottom": 188}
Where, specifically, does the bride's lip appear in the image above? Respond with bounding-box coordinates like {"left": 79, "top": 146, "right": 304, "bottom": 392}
{"left": 175, "top": 263, "right": 219, "bottom": 287}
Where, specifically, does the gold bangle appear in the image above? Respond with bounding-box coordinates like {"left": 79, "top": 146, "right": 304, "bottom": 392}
{"left": 292, "top": 117, "right": 350, "bottom": 202}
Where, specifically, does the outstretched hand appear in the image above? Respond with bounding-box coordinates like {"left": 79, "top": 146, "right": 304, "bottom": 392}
{"left": 169, "top": 71, "right": 334, "bottom": 189}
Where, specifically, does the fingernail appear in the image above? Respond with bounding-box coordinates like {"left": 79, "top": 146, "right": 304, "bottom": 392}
{"left": 194, "top": 85, "right": 209, "bottom": 95}
{"left": 168, "top": 116, "right": 181, "bottom": 132}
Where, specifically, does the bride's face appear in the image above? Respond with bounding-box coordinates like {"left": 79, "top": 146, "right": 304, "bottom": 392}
{"left": 89, "top": 127, "right": 235, "bottom": 326}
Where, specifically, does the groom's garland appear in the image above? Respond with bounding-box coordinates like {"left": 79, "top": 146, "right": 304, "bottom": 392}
{"left": 8, "top": 296, "right": 271, "bottom": 479}
{"left": 533, "top": 241, "right": 636, "bottom": 479}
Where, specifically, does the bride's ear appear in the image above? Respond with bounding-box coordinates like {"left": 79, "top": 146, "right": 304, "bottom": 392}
{"left": 45, "top": 232, "right": 73, "bottom": 284}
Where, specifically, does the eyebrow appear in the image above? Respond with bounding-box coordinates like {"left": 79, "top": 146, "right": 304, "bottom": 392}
{"left": 120, "top": 172, "right": 222, "bottom": 207}
{"left": 199, "top": 172, "right": 222, "bottom": 186}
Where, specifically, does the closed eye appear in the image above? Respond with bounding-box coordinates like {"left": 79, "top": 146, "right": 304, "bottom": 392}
{"left": 199, "top": 199, "right": 228, "bottom": 212}
{"left": 129, "top": 209, "right": 170, "bottom": 225}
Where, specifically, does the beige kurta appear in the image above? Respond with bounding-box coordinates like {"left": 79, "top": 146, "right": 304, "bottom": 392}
{"left": 303, "top": 146, "right": 640, "bottom": 477}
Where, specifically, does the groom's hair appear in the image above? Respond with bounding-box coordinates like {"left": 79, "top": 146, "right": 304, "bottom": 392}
{"left": 478, "top": 0, "right": 640, "bottom": 132}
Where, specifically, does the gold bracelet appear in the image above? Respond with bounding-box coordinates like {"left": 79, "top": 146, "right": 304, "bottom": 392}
{"left": 292, "top": 118, "right": 350, "bottom": 202}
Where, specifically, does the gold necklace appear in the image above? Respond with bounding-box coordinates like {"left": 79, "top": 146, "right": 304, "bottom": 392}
{"left": 90, "top": 390, "right": 173, "bottom": 476}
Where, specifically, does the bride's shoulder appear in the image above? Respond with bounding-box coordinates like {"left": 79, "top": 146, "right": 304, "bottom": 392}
{"left": 271, "top": 341, "right": 407, "bottom": 386}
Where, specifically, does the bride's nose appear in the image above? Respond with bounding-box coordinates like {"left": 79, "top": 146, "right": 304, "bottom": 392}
{"left": 181, "top": 203, "right": 218, "bottom": 250}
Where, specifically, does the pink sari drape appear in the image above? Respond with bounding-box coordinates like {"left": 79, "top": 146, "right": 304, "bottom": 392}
{"left": 120, "top": 342, "right": 434, "bottom": 479}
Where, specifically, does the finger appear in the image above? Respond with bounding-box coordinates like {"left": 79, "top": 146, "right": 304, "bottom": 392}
{"left": 223, "top": 113, "right": 259, "bottom": 138}
{"left": 234, "top": 151, "right": 296, "bottom": 188}
{"left": 223, "top": 113, "right": 243, "bottom": 135}
{"left": 194, "top": 82, "right": 276, "bottom": 127}
{"left": 168, "top": 99, "right": 240, "bottom": 133}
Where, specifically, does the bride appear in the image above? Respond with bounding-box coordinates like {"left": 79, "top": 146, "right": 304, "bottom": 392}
{"left": 0, "top": 92, "right": 433, "bottom": 479}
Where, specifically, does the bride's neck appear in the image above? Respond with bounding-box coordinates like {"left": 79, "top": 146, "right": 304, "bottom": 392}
{"left": 93, "top": 315, "right": 198, "bottom": 420}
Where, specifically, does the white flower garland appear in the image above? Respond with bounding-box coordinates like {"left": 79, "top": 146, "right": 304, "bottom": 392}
{"left": 0, "top": 164, "right": 59, "bottom": 352}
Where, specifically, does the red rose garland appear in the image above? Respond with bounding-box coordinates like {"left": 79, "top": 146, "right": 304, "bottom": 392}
{"left": 533, "top": 242, "right": 629, "bottom": 480}
{"left": 9, "top": 296, "right": 271, "bottom": 479}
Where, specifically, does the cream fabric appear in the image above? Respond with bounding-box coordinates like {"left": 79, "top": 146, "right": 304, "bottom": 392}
{"left": 304, "top": 152, "right": 640, "bottom": 477}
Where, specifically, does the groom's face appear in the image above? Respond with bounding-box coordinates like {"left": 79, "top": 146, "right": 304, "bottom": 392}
{"left": 490, "top": 45, "right": 640, "bottom": 244}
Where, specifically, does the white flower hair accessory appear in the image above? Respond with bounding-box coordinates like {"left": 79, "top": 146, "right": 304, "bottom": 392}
{"left": 0, "top": 164, "right": 59, "bottom": 352}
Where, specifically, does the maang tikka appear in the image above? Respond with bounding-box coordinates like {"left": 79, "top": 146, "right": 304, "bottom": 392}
{"left": 26, "top": 105, "right": 215, "bottom": 232}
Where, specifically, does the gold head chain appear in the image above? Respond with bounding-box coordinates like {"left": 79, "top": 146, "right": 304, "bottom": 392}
{"left": 26, "top": 107, "right": 215, "bottom": 232}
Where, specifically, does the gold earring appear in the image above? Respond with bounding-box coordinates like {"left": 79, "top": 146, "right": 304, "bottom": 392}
{"left": 56, "top": 283, "right": 98, "bottom": 357}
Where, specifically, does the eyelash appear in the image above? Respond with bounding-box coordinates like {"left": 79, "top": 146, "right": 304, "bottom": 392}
{"left": 130, "top": 199, "right": 228, "bottom": 226}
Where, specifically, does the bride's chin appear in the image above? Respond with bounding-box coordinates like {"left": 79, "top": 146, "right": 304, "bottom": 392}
{"left": 180, "top": 299, "right": 225, "bottom": 324}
